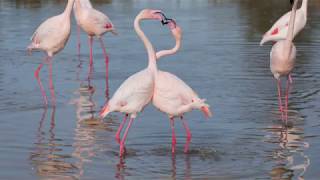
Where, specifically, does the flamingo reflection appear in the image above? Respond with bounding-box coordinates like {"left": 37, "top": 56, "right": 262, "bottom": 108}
{"left": 265, "top": 120, "right": 310, "bottom": 180}
{"left": 30, "top": 108, "right": 77, "bottom": 179}
{"left": 71, "top": 79, "right": 114, "bottom": 178}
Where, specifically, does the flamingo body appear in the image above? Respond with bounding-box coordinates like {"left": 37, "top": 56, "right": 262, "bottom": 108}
{"left": 101, "top": 68, "right": 154, "bottom": 118}
{"left": 29, "top": 11, "right": 72, "bottom": 56}
{"left": 270, "top": 42, "right": 296, "bottom": 79}
{"left": 153, "top": 71, "right": 210, "bottom": 118}
{"left": 74, "top": 0, "right": 116, "bottom": 37}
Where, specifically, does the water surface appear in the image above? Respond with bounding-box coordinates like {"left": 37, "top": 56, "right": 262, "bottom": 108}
{"left": 1, "top": 0, "right": 320, "bottom": 179}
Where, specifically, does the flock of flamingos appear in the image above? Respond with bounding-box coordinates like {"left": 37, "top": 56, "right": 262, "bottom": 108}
{"left": 26, "top": 0, "right": 307, "bottom": 157}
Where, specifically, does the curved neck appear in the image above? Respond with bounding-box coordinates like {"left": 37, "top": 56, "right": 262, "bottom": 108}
{"left": 134, "top": 17, "right": 157, "bottom": 71}
{"left": 63, "top": 0, "right": 75, "bottom": 17}
{"left": 301, "top": 0, "right": 308, "bottom": 14}
{"left": 156, "top": 36, "right": 181, "bottom": 60}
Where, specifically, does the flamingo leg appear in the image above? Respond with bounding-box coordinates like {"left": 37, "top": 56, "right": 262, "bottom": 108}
{"left": 115, "top": 114, "right": 128, "bottom": 144}
{"left": 170, "top": 117, "right": 176, "bottom": 153}
{"left": 34, "top": 63, "right": 48, "bottom": 106}
{"left": 284, "top": 74, "right": 292, "bottom": 123}
{"left": 119, "top": 117, "right": 134, "bottom": 156}
{"left": 48, "top": 57, "right": 55, "bottom": 106}
{"left": 98, "top": 37, "right": 109, "bottom": 99}
{"left": 181, "top": 116, "right": 192, "bottom": 153}
{"left": 77, "top": 25, "right": 81, "bottom": 56}
{"left": 277, "top": 79, "right": 284, "bottom": 121}
{"left": 88, "top": 36, "right": 93, "bottom": 79}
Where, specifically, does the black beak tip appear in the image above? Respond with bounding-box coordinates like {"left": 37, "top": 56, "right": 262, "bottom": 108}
{"left": 290, "top": 0, "right": 294, "bottom": 5}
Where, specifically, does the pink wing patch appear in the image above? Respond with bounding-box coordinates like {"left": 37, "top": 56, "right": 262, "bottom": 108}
{"left": 271, "top": 28, "right": 279, "bottom": 35}
{"left": 105, "top": 23, "right": 112, "bottom": 29}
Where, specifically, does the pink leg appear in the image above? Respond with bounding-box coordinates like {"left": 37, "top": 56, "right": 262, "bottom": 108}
{"left": 115, "top": 114, "right": 128, "bottom": 144}
{"left": 77, "top": 25, "right": 81, "bottom": 56}
{"left": 284, "top": 75, "right": 292, "bottom": 123}
{"left": 98, "top": 38, "right": 109, "bottom": 99}
{"left": 181, "top": 116, "right": 192, "bottom": 153}
{"left": 48, "top": 57, "right": 56, "bottom": 106}
{"left": 34, "top": 63, "right": 48, "bottom": 106}
{"left": 119, "top": 117, "right": 134, "bottom": 156}
{"left": 170, "top": 117, "right": 177, "bottom": 153}
{"left": 277, "top": 79, "right": 284, "bottom": 121}
{"left": 88, "top": 36, "right": 93, "bottom": 79}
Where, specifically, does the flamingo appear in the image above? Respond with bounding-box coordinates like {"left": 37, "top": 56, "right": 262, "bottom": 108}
{"left": 27, "top": 0, "right": 75, "bottom": 106}
{"left": 99, "top": 9, "right": 166, "bottom": 156}
{"left": 270, "top": 0, "right": 299, "bottom": 122}
{"left": 73, "top": 0, "right": 117, "bottom": 97}
{"left": 260, "top": 0, "right": 307, "bottom": 45}
{"left": 153, "top": 20, "right": 212, "bottom": 153}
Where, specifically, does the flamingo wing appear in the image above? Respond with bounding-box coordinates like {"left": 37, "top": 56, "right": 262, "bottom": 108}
{"left": 30, "top": 16, "right": 60, "bottom": 41}
{"left": 109, "top": 69, "right": 154, "bottom": 113}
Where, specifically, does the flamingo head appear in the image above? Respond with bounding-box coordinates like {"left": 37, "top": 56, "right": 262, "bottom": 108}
{"left": 138, "top": 9, "right": 167, "bottom": 22}
{"left": 290, "top": 0, "right": 294, "bottom": 5}
{"left": 168, "top": 19, "right": 182, "bottom": 41}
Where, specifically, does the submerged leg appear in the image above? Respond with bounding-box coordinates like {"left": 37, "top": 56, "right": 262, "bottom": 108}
{"left": 116, "top": 114, "right": 128, "bottom": 144}
{"left": 277, "top": 79, "right": 284, "bottom": 121}
{"left": 170, "top": 117, "right": 177, "bottom": 153}
{"left": 284, "top": 74, "right": 292, "bottom": 123}
{"left": 48, "top": 57, "right": 55, "bottom": 106}
{"left": 98, "top": 37, "right": 109, "bottom": 99}
{"left": 181, "top": 116, "right": 192, "bottom": 153}
{"left": 119, "top": 117, "right": 134, "bottom": 156}
{"left": 34, "top": 63, "right": 48, "bottom": 106}
{"left": 88, "top": 36, "right": 94, "bottom": 79}
{"left": 77, "top": 25, "right": 81, "bottom": 56}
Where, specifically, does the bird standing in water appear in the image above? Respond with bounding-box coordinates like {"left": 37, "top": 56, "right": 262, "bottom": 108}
{"left": 270, "top": 0, "right": 299, "bottom": 122}
{"left": 27, "top": 0, "right": 75, "bottom": 106}
{"left": 153, "top": 20, "right": 212, "bottom": 153}
{"left": 73, "top": 0, "right": 117, "bottom": 98}
{"left": 99, "top": 9, "right": 166, "bottom": 157}
{"left": 260, "top": 0, "right": 307, "bottom": 45}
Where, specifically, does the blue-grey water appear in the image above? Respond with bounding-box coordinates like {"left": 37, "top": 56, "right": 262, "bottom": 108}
{"left": 1, "top": 0, "right": 320, "bottom": 179}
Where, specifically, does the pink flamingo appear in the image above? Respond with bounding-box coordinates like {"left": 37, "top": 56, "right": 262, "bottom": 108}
{"left": 270, "top": 0, "right": 299, "bottom": 122}
{"left": 153, "top": 20, "right": 212, "bottom": 153}
{"left": 260, "top": 0, "right": 307, "bottom": 45}
{"left": 27, "top": 0, "right": 75, "bottom": 106}
{"left": 73, "top": 0, "right": 117, "bottom": 97}
{"left": 99, "top": 9, "right": 166, "bottom": 156}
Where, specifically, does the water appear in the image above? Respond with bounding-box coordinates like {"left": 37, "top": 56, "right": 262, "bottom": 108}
{"left": 1, "top": 0, "right": 320, "bottom": 179}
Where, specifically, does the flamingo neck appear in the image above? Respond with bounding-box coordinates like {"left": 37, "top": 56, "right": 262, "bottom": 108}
{"left": 156, "top": 35, "right": 181, "bottom": 60}
{"left": 301, "top": 0, "right": 308, "bottom": 14}
{"left": 63, "top": 0, "right": 75, "bottom": 17}
{"left": 286, "top": 0, "right": 298, "bottom": 42}
{"left": 134, "top": 17, "right": 157, "bottom": 71}
{"left": 284, "top": 0, "right": 298, "bottom": 59}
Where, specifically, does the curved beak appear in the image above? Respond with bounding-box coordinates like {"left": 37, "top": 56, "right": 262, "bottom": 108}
{"left": 153, "top": 11, "right": 168, "bottom": 25}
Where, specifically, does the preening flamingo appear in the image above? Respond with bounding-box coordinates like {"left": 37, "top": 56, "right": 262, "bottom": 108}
{"left": 153, "top": 20, "right": 212, "bottom": 153}
{"left": 27, "top": 0, "right": 75, "bottom": 106}
{"left": 99, "top": 9, "right": 166, "bottom": 157}
{"left": 260, "top": 0, "right": 307, "bottom": 45}
{"left": 270, "top": 0, "right": 299, "bottom": 122}
{"left": 73, "top": 0, "right": 117, "bottom": 97}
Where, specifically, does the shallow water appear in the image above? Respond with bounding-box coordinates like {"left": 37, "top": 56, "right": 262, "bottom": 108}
{"left": 1, "top": 0, "right": 320, "bottom": 179}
